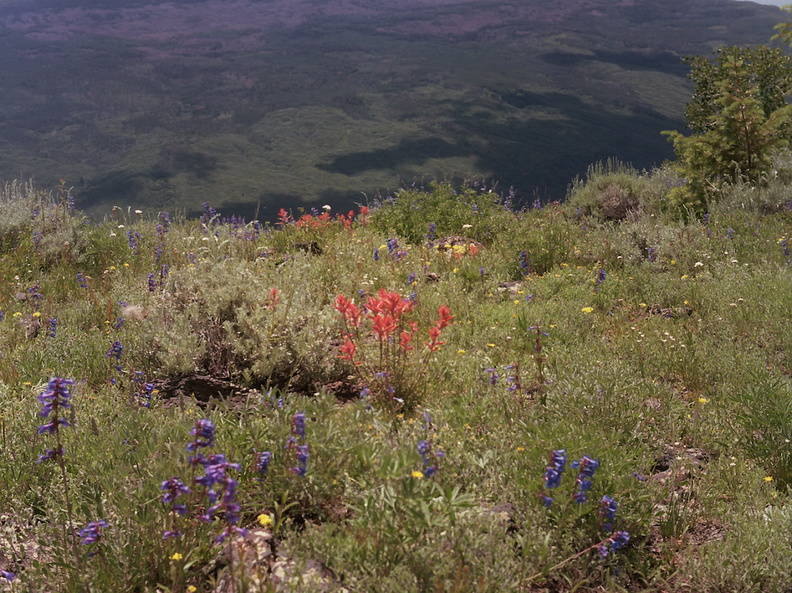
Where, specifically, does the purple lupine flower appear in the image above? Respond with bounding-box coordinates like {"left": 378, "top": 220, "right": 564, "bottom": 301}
{"left": 532, "top": 197, "right": 542, "bottom": 209}
{"left": 154, "top": 242, "right": 164, "bottom": 263}
{"left": 519, "top": 251, "right": 531, "bottom": 276}
{"left": 79, "top": 520, "right": 108, "bottom": 546}
{"left": 486, "top": 368, "right": 498, "bottom": 386}
{"left": 290, "top": 444, "right": 310, "bottom": 476}
{"left": 136, "top": 383, "right": 154, "bottom": 408}
{"left": 195, "top": 454, "right": 242, "bottom": 489}
{"left": 147, "top": 273, "right": 156, "bottom": 292}
{"left": 127, "top": 230, "right": 141, "bottom": 255}
{"left": 597, "top": 531, "right": 630, "bottom": 557}
{"left": 386, "top": 237, "right": 398, "bottom": 254}
{"left": 161, "top": 477, "right": 190, "bottom": 516}
{"left": 291, "top": 412, "right": 306, "bottom": 439}
{"left": 186, "top": 419, "right": 215, "bottom": 452}
{"left": 373, "top": 248, "right": 379, "bottom": 261}
{"left": 37, "top": 377, "right": 74, "bottom": 435}
{"left": 594, "top": 269, "right": 606, "bottom": 291}
{"left": 599, "top": 495, "right": 618, "bottom": 531}
{"left": 571, "top": 455, "right": 600, "bottom": 503}
{"left": 506, "top": 365, "right": 519, "bottom": 392}
{"left": 422, "top": 412, "right": 432, "bottom": 430}
{"left": 38, "top": 445, "right": 64, "bottom": 464}
{"left": 113, "top": 317, "right": 124, "bottom": 331}
{"left": 406, "top": 271, "right": 417, "bottom": 285}
{"left": 254, "top": 450, "right": 272, "bottom": 477}
{"left": 543, "top": 449, "right": 567, "bottom": 490}
{"left": 1, "top": 570, "right": 15, "bottom": 582}
{"left": 426, "top": 222, "right": 436, "bottom": 242}
{"left": 417, "top": 439, "right": 442, "bottom": 478}
{"left": 47, "top": 317, "right": 57, "bottom": 338}
{"left": 28, "top": 285, "right": 42, "bottom": 309}
{"left": 539, "top": 493, "right": 553, "bottom": 508}
{"left": 195, "top": 454, "right": 244, "bottom": 539}
{"left": 201, "top": 202, "right": 218, "bottom": 227}
{"left": 162, "top": 530, "right": 183, "bottom": 540}
{"left": 105, "top": 341, "right": 122, "bottom": 361}
{"left": 77, "top": 272, "right": 89, "bottom": 289}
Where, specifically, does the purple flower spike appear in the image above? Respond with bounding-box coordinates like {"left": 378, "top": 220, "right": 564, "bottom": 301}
{"left": 599, "top": 495, "right": 618, "bottom": 531}
{"left": 186, "top": 418, "right": 215, "bottom": 452}
{"left": 37, "top": 377, "right": 74, "bottom": 435}
{"left": 161, "top": 476, "right": 190, "bottom": 508}
{"left": 79, "top": 520, "right": 108, "bottom": 546}
{"left": 289, "top": 444, "right": 310, "bottom": 476}
{"left": 37, "top": 446, "right": 64, "bottom": 464}
{"left": 105, "top": 341, "right": 123, "bottom": 361}
{"left": 292, "top": 412, "right": 306, "bottom": 439}
{"left": 598, "top": 530, "right": 630, "bottom": 557}
{"left": 162, "top": 530, "right": 183, "bottom": 540}
{"left": 571, "top": 455, "right": 600, "bottom": 504}
{"left": 255, "top": 450, "right": 272, "bottom": 477}
{"left": 543, "top": 449, "right": 567, "bottom": 489}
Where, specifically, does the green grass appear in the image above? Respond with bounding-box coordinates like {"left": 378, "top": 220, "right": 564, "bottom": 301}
{"left": 0, "top": 169, "right": 791, "bottom": 591}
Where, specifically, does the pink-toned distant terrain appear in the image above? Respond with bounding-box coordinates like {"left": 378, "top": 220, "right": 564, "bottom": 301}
{"left": 0, "top": 0, "right": 636, "bottom": 50}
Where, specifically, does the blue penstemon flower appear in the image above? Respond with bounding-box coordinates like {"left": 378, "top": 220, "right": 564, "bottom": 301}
{"left": 539, "top": 448, "right": 567, "bottom": 506}
{"left": 570, "top": 455, "right": 600, "bottom": 503}
{"left": 37, "top": 377, "right": 74, "bottom": 436}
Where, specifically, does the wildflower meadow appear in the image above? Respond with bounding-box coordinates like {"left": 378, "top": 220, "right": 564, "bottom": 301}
{"left": 0, "top": 163, "right": 791, "bottom": 592}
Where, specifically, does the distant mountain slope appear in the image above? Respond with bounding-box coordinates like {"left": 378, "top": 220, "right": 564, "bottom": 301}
{"left": 0, "top": 0, "right": 784, "bottom": 217}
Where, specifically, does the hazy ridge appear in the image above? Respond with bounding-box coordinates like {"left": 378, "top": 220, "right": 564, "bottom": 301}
{"left": 0, "top": 0, "right": 783, "bottom": 218}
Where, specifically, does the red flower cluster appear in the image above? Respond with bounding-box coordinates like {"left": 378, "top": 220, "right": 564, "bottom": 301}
{"left": 426, "top": 305, "right": 454, "bottom": 352}
{"left": 277, "top": 206, "right": 370, "bottom": 230}
{"left": 334, "top": 290, "right": 453, "bottom": 361}
{"left": 266, "top": 287, "right": 280, "bottom": 311}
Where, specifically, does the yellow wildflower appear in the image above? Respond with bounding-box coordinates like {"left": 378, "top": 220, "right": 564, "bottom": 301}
{"left": 188, "top": 587, "right": 197, "bottom": 593}
{"left": 411, "top": 470, "right": 424, "bottom": 479}
{"left": 516, "top": 447, "right": 525, "bottom": 452}
{"left": 457, "top": 349, "right": 466, "bottom": 354}
{"left": 581, "top": 307, "right": 594, "bottom": 314}
{"left": 32, "top": 311, "right": 41, "bottom": 318}
{"left": 257, "top": 513, "right": 273, "bottom": 528}
{"left": 170, "top": 552, "right": 183, "bottom": 561}
{"left": 698, "top": 397, "right": 709, "bottom": 404}
{"left": 765, "top": 476, "right": 774, "bottom": 482}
